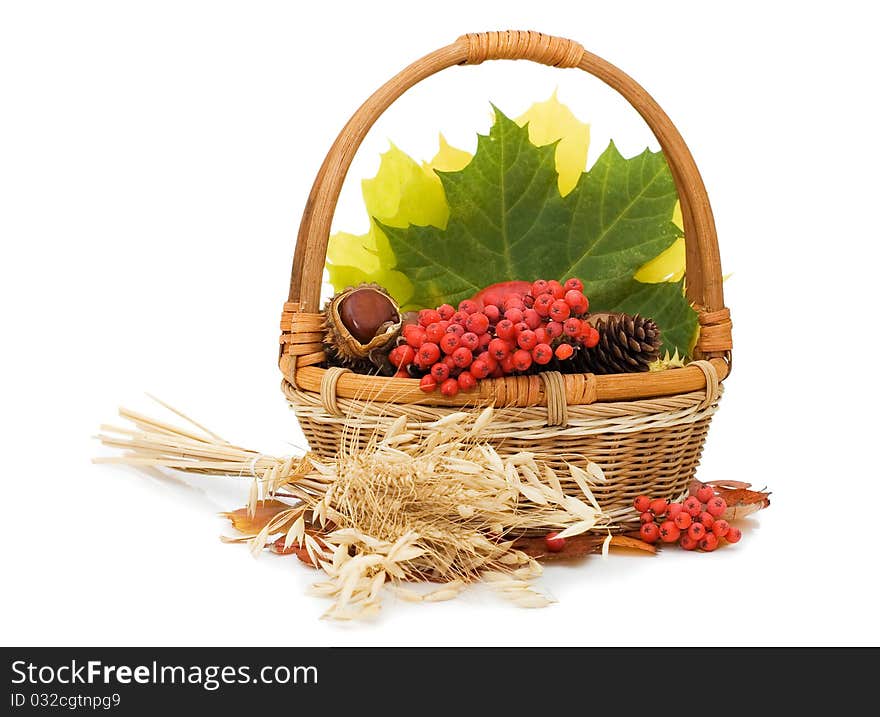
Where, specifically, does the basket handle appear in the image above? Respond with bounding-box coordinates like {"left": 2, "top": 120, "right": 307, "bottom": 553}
{"left": 288, "top": 30, "right": 725, "bottom": 323}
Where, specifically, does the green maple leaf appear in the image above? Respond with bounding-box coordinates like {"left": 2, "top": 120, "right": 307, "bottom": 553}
{"left": 381, "top": 108, "right": 697, "bottom": 357}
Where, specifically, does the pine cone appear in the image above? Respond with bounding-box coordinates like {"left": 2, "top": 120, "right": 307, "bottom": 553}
{"left": 575, "top": 312, "right": 661, "bottom": 374}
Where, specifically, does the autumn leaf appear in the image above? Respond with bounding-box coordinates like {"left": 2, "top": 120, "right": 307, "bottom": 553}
{"left": 222, "top": 500, "right": 290, "bottom": 535}
{"left": 513, "top": 533, "right": 656, "bottom": 560}
{"left": 382, "top": 108, "right": 697, "bottom": 356}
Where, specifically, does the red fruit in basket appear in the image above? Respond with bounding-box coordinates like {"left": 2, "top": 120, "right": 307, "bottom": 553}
{"left": 389, "top": 345, "right": 415, "bottom": 369}
{"left": 457, "top": 371, "right": 476, "bottom": 391}
{"left": 583, "top": 326, "right": 600, "bottom": 348}
{"left": 517, "top": 330, "right": 537, "bottom": 351}
{"left": 699, "top": 511, "right": 715, "bottom": 529}
{"left": 523, "top": 308, "right": 541, "bottom": 330}
{"left": 659, "top": 521, "right": 680, "bottom": 543}
{"left": 483, "top": 304, "right": 501, "bottom": 323}
{"left": 687, "top": 522, "right": 706, "bottom": 541}
{"left": 545, "top": 531, "right": 566, "bottom": 552}
{"left": 450, "top": 311, "right": 468, "bottom": 326}
{"left": 711, "top": 519, "right": 730, "bottom": 538}
{"left": 512, "top": 349, "right": 533, "bottom": 372}
{"left": 640, "top": 522, "right": 660, "bottom": 544}
{"left": 495, "top": 319, "right": 516, "bottom": 340}
{"left": 488, "top": 338, "right": 510, "bottom": 361}
{"left": 404, "top": 325, "right": 426, "bottom": 348}
{"left": 419, "top": 309, "right": 441, "bottom": 327}
{"left": 513, "top": 321, "right": 530, "bottom": 338}
{"left": 436, "top": 303, "right": 454, "bottom": 320}
{"left": 563, "top": 318, "right": 582, "bottom": 337}
{"left": 460, "top": 332, "right": 480, "bottom": 351}
{"left": 430, "top": 362, "right": 450, "bottom": 382}
{"left": 549, "top": 299, "right": 571, "bottom": 322}
{"left": 465, "top": 312, "right": 489, "bottom": 335}
{"left": 633, "top": 495, "right": 652, "bottom": 513}
{"left": 679, "top": 533, "right": 699, "bottom": 551}
{"left": 504, "top": 307, "right": 524, "bottom": 324}
{"left": 419, "top": 375, "right": 436, "bottom": 393}
{"left": 394, "top": 369, "right": 410, "bottom": 378}
{"left": 683, "top": 496, "right": 703, "bottom": 517}
{"left": 446, "top": 323, "right": 465, "bottom": 338}
{"left": 725, "top": 526, "right": 742, "bottom": 544}
{"left": 418, "top": 342, "right": 440, "bottom": 365}
{"left": 479, "top": 332, "right": 492, "bottom": 350}
{"left": 425, "top": 322, "right": 444, "bottom": 343}
{"left": 695, "top": 483, "right": 714, "bottom": 503}
{"left": 546, "top": 321, "right": 563, "bottom": 339}
{"left": 458, "top": 299, "right": 479, "bottom": 315}
{"left": 554, "top": 343, "right": 574, "bottom": 361}
{"left": 504, "top": 296, "right": 525, "bottom": 313}
{"left": 666, "top": 502, "right": 683, "bottom": 519}
{"left": 479, "top": 351, "right": 498, "bottom": 371}
{"left": 564, "top": 278, "right": 584, "bottom": 293}
{"left": 649, "top": 498, "right": 668, "bottom": 516}
{"left": 443, "top": 354, "right": 457, "bottom": 371}
{"left": 564, "top": 289, "right": 588, "bottom": 313}
{"left": 439, "top": 333, "right": 460, "bottom": 355}
{"left": 500, "top": 354, "right": 516, "bottom": 374}
{"left": 639, "top": 511, "right": 654, "bottom": 524}
{"left": 531, "top": 280, "right": 550, "bottom": 297}
{"left": 533, "top": 327, "right": 550, "bottom": 345}
{"left": 533, "top": 293, "right": 554, "bottom": 317}
{"left": 440, "top": 378, "right": 459, "bottom": 397}
{"left": 470, "top": 358, "right": 490, "bottom": 379}
{"left": 451, "top": 346, "right": 473, "bottom": 368}
{"left": 707, "top": 496, "right": 728, "bottom": 517}
{"left": 532, "top": 343, "right": 553, "bottom": 365}
{"left": 699, "top": 533, "right": 719, "bottom": 552}
{"left": 674, "top": 511, "right": 692, "bottom": 530}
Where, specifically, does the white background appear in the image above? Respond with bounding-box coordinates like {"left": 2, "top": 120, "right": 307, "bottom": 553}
{"left": 2, "top": 0, "right": 878, "bottom": 646}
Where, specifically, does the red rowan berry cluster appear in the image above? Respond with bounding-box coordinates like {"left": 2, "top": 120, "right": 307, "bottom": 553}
{"left": 388, "top": 278, "right": 598, "bottom": 396}
{"left": 633, "top": 484, "right": 742, "bottom": 552}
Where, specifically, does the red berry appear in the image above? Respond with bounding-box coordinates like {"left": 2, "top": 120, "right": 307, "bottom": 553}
{"left": 390, "top": 345, "right": 415, "bottom": 368}
{"left": 562, "top": 318, "right": 582, "bottom": 337}
{"left": 548, "top": 280, "right": 565, "bottom": 299}
{"left": 533, "top": 327, "right": 550, "bottom": 344}
{"left": 633, "top": 495, "right": 652, "bottom": 513}
{"left": 711, "top": 519, "right": 730, "bottom": 538}
{"left": 564, "top": 278, "right": 584, "bottom": 293}
{"left": 695, "top": 484, "right": 714, "bottom": 503}
{"left": 640, "top": 522, "right": 660, "bottom": 544}
{"left": 503, "top": 296, "right": 525, "bottom": 312}
{"left": 699, "top": 533, "right": 719, "bottom": 552}
{"left": 440, "top": 378, "right": 459, "bottom": 397}
{"left": 659, "top": 520, "right": 680, "bottom": 543}
{"left": 495, "top": 319, "right": 516, "bottom": 340}
{"left": 446, "top": 323, "right": 465, "bottom": 337}
{"left": 699, "top": 512, "right": 715, "bottom": 529}
{"left": 419, "top": 309, "right": 441, "bottom": 327}
{"left": 649, "top": 498, "right": 668, "bottom": 516}
{"left": 430, "top": 362, "right": 450, "bottom": 382}
{"left": 639, "top": 511, "right": 654, "bottom": 524}
{"left": 500, "top": 354, "right": 516, "bottom": 374}
{"left": 450, "top": 311, "right": 468, "bottom": 326}
{"left": 452, "top": 346, "right": 473, "bottom": 368}
{"left": 545, "top": 531, "right": 566, "bottom": 552}
{"left": 457, "top": 371, "right": 476, "bottom": 391}
{"left": 707, "top": 496, "right": 727, "bottom": 518}
{"left": 443, "top": 355, "right": 457, "bottom": 372}
{"left": 394, "top": 369, "right": 410, "bottom": 378}
{"left": 532, "top": 343, "right": 553, "bottom": 365}
{"left": 439, "top": 333, "right": 460, "bottom": 354}
{"left": 458, "top": 299, "right": 479, "bottom": 315}
{"left": 546, "top": 321, "right": 563, "bottom": 339}
{"left": 513, "top": 321, "right": 530, "bottom": 336}
{"left": 517, "top": 330, "right": 537, "bottom": 350}
{"left": 666, "top": 503, "right": 684, "bottom": 519}
{"left": 436, "top": 303, "right": 455, "bottom": 320}
{"left": 470, "top": 359, "right": 490, "bottom": 379}
{"left": 464, "top": 312, "right": 488, "bottom": 335}
{"left": 683, "top": 496, "right": 702, "bottom": 517}
{"left": 674, "top": 511, "right": 692, "bottom": 530}
{"left": 522, "top": 294, "right": 535, "bottom": 308}
{"left": 533, "top": 293, "right": 554, "bottom": 317}
{"left": 583, "top": 327, "right": 600, "bottom": 348}
{"left": 725, "top": 526, "right": 742, "bottom": 544}
{"left": 523, "top": 308, "right": 542, "bottom": 330}
{"left": 480, "top": 351, "right": 498, "bottom": 372}
{"left": 679, "top": 534, "right": 699, "bottom": 551}
{"left": 460, "top": 332, "right": 480, "bottom": 351}
{"left": 564, "top": 289, "right": 588, "bottom": 312}
{"left": 512, "top": 349, "right": 533, "bottom": 372}
{"left": 488, "top": 338, "right": 510, "bottom": 361}
{"left": 549, "top": 299, "right": 571, "bottom": 321}
{"left": 531, "top": 280, "right": 550, "bottom": 297}
{"left": 418, "top": 342, "right": 440, "bottom": 365}
{"left": 425, "top": 322, "right": 445, "bottom": 343}
{"left": 504, "top": 307, "right": 524, "bottom": 324}
{"left": 687, "top": 522, "right": 706, "bottom": 541}
{"left": 554, "top": 343, "right": 574, "bottom": 361}
{"left": 483, "top": 304, "right": 501, "bottom": 323}
{"left": 419, "top": 375, "right": 436, "bottom": 393}
{"left": 404, "top": 326, "right": 426, "bottom": 348}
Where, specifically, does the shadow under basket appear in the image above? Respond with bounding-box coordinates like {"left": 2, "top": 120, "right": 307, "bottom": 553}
{"left": 278, "top": 31, "right": 733, "bottom": 530}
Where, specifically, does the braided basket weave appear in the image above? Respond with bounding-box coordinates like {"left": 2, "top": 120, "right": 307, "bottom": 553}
{"left": 279, "top": 31, "right": 733, "bottom": 529}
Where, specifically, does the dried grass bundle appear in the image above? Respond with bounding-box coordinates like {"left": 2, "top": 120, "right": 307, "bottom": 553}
{"left": 96, "top": 403, "right": 611, "bottom": 620}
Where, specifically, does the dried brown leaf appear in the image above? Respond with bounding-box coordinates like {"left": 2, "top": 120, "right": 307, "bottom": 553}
{"left": 222, "top": 500, "right": 291, "bottom": 534}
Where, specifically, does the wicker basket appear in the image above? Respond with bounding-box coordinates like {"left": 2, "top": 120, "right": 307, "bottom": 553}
{"left": 279, "top": 31, "right": 732, "bottom": 528}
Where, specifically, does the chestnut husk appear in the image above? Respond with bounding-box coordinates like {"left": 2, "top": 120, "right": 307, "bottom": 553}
{"left": 323, "top": 284, "right": 402, "bottom": 373}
